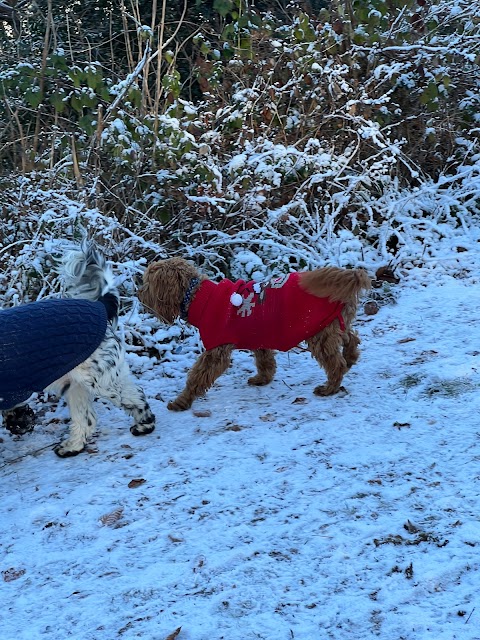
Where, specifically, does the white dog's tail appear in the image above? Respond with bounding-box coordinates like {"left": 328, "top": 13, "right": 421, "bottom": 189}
{"left": 62, "top": 241, "right": 119, "bottom": 322}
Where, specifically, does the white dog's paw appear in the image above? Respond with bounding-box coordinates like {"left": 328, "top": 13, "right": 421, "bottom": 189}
{"left": 130, "top": 411, "right": 156, "bottom": 436}
{"left": 53, "top": 440, "right": 85, "bottom": 457}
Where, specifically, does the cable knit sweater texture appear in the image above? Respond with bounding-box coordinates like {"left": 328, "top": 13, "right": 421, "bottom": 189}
{"left": 0, "top": 298, "right": 108, "bottom": 410}
{"left": 187, "top": 272, "right": 345, "bottom": 352}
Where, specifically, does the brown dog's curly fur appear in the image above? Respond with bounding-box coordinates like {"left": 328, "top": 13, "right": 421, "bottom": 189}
{"left": 138, "top": 258, "right": 371, "bottom": 411}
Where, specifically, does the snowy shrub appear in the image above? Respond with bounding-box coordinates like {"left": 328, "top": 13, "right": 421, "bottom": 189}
{"left": 0, "top": 0, "right": 480, "bottom": 309}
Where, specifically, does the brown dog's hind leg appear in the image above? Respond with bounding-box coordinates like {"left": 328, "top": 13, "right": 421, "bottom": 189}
{"left": 248, "top": 349, "right": 276, "bottom": 386}
{"left": 168, "top": 344, "right": 234, "bottom": 411}
{"left": 343, "top": 330, "right": 360, "bottom": 369}
{"left": 307, "top": 325, "right": 348, "bottom": 396}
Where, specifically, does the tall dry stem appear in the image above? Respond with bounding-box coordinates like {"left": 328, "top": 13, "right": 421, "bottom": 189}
{"left": 152, "top": 0, "right": 167, "bottom": 132}
{"left": 33, "top": 0, "right": 54, "bottom": 161}
{"left": 121, "top": 0, "right": 135, "bottom": 73}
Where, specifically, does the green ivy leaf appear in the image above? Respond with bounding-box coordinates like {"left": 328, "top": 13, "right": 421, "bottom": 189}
{"left": 420, "top": 81, "right": 438, "bottom": 105}
{"left": 71, "top": 94, "right": 85, "bottom": 113}
{"left": 25, "top": 89, "right": 43, "bottom": 108}
{"left": 78, "top": 114, "right": 96, "bottom": 135}
{"left": 214, "top": 0, "right": 233, "bottom": 18}
{"left": 49, "top": 92, "right": 66, "bottom": 113}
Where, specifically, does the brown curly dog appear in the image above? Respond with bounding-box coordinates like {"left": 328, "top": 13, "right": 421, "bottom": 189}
{"left": 138, "top": 258, "right": 371, "bottom": 411}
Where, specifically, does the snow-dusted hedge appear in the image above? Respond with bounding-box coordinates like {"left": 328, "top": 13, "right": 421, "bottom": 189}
{"left": 1, "top": 1, "right": 480, "bottom": 307}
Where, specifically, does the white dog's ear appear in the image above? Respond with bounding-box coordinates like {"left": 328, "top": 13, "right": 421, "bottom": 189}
{"left": 60, "top": 242, "right": 117, "bottom": 302}
{"left": 62, "top": 248, "right": 88, "bottom": 280}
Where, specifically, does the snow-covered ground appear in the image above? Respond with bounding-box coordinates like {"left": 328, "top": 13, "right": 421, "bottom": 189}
{"left": 1, "top": 264, "right": 480, "bottom": 640}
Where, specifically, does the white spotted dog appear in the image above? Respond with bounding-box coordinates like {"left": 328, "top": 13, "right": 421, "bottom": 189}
{"left": 0, "top": 242, "right": 155, "bottom": 457}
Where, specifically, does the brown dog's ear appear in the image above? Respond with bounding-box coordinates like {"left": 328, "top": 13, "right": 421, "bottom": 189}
{"left": 137, "top": 262, "right": 177, "bottom": 323}
{"left": 138, "top": 259, "right": 196, "bottom": 324}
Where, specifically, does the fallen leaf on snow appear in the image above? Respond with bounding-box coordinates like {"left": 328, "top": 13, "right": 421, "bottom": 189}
{"left": 2, "top": 568, "right": 26, "bottom": 582}
{"left": 375, "top": 266, "right": 400, "bottom": 284}
{"left": 85, "top": 446, "right": 99, "bottom": 454}
{"left": 165, "top": 627, "right": 182, "bottom": 640}
{"left": 128, "top": 478, "right": 146, "bottom": 489}
{"left": 100, "top": 507, "right": 124, "bottom": 527}
{"left": 225, "top": 424, "right": 242, "bottom": 431}
{"left": 193, "top": 555, "right": 206, "bottom": 572}
{"left": 374, "top": 532, "right": 448, "bottom": 547}
{"left": 260, "top": 413, "right": 276, "bottom": 422}
{"left": 404, "top": 519, "right": 420, "bottom": 534}
{"left": 168, "top": 534, "right": 184, "bottom": 543}
{"left": 193, "top": 410, "right": 212, "bottom": 417}
{"left": 364, "top": 301, "right": 379, "bottom": 315}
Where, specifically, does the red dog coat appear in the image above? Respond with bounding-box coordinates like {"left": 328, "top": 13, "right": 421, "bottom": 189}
{"left": 187, "top": 272, "right": 345, "bottom": 351}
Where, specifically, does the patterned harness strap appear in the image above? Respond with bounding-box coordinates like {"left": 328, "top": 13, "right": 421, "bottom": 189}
{"left": 180, "top": 277, "right": 200, "bottom": 320}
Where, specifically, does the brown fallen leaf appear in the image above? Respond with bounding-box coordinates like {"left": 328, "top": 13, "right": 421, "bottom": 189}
{"left": 193, "top": 410, "right": 212, "bottom": 418}
{"left": 398, "top": 337, "right": 416, "bottom": 344}
{"left": 375, "top": 266, "right": 400, "bottom": 284}
{"left": 404, "top": 519, "right": 420, "bottom": 534}
{"left": 2, "top": 567, "right": 26, "bottom": 582}
{"left": 165, "top": 627, "right": 182, "bottom": 640}
{"left": 260, "top": 413, "right": 276, "bottom": 422}
{"left": 168, "top": 534, "right": 184, "bottom": 543}
{"left": 128, "top": 478, "right": 146, "bottom": 489}
{"left": 100, "top": 507, "right": 124, "bottom": 527}
{"left": 225, "top": 424, "right": 242, "bottom": 432}
{"left": 292, "top": 397, "right": 307, "bottom": 405}
{"left": 393, "top": 421, "right": 411, "bottom": 429}
{"left": 85, "top": 446, "right": 99, "bottom": 454}
{"left": 364, "top": 301, "right": 379, "bottom": 315}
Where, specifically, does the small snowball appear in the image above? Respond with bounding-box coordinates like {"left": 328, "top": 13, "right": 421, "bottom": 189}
{"left": 230, "top": 293, "right": 243, "bottom": 307}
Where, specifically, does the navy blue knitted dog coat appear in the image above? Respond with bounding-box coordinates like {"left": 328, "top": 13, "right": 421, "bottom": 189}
{"left": 0, "top": 298, "right": 110, "bottom": 410}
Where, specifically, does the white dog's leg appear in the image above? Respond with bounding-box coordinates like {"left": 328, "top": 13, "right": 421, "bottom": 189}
{"left": 49, "top": 334, "right": 154, "bottom": 456}
{"left": 54, "top": 382, "right": 97, "bottom": 457}
{"left": 97, "top": 361, "right": 156, "bottom": 436}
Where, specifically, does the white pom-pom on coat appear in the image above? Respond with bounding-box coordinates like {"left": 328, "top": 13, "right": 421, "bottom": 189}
{"left": 230, "top": 293, "right": 243, "bottom": 307}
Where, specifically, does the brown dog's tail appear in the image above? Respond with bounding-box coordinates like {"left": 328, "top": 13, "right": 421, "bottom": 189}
{"left": 299, "top": 267, "right": 371, "bottom": 302}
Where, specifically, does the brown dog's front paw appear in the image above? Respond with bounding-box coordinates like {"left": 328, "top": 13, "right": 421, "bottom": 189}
{"left": 248, "top": 373, "right": 273, "bottom": 387}
{"left": 248, "top": 374, "right": 272, "bottom": 386}
{"left": 314, "top": 384, "right": 329, "bottom": 396}
{"left": 313, "top": 384, "right": 345, "bottom": 396}
{"left": 167, "top": 398, "right": 191, "bottom": 411}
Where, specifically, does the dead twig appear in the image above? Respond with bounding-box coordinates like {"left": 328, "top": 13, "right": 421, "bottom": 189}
{"left": 0, "top": 444, "right": 55, "bottom": 469}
